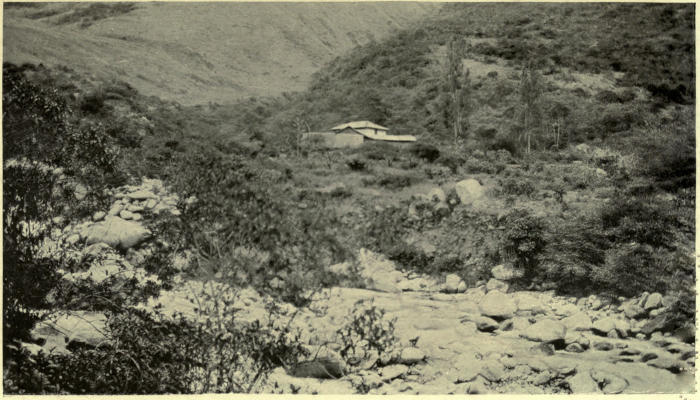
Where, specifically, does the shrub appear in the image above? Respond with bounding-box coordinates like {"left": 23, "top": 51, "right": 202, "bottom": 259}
{"left": 436, "top": 152, "right": 465, "bottom": 173}
{"left": 346, "top": 157, "right": 367, "bottom": 171}
{"left": 499, "top": 177, "right": 535, "bottom": 198}
{"left": 408, "top": 143, "right": 441, "bottom": 163}
{"left": 500, "top": 209, "right": 546, "bottom": 281}
{"left": 336, "top": 299, "right": 397, "bottom": 368}
{"left": 363, "top": 173, "right": 416, "bottom": 190}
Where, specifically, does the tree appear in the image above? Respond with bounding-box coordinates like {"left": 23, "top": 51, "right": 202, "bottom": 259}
{"left": 518, "top": 61, "right": 544, "bottom": 154}
{"left": 445, "top": 36, "right": 472, "bottom": 144}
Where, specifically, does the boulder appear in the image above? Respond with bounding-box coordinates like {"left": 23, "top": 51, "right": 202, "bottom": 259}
{"left": 455, "top": 179, "right": 485, "bottom": 206}
{"left": 84, "top": 216, "right": 151, "bottom": 250}
{"left": 520, "top": 319, "right": 567, "bottom": 343}
{"left": 592, "top": 317, "right": 617, "bottom": 335}
{"left": 445, "top": 274, "right": 463, "bottom": 293}
{"left": 514, "top": 293, "right": 546, "bottom": 314}
{"left": 107, "top": 202, "right": 123, "bottom": 216}
{"left": 562, "top": 312, "right": 593, "bottom": 331}
{"left": 31, "top": 312, "right": 107, "bottom": 355}
{"left": 92, "top": 211, "right": 106, "bottom": 221}
{"left": 479, "top": 291, "right": 517, "bottom": 319}
{"left": 491, "top": 264, "right": 517, "bottom": 280}
{"left": 643, "top": 292, "right": 663, "bottom": 310}
{"left": 486, "top": 278, "right": 508, "bottom": 293}
{"left": 469, "top": 315, "right": 499, "bottom": 332}
{"left": 566, "top": 370, "right": 598, "bottom": 393}
{"left": 119, "top": 210, "right": 135, "bottom": 220}
{"left": 290, "top": 358, "right": 345, "bottom": 379}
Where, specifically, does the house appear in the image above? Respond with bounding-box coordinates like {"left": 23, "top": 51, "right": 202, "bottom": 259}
{"left": 330, "top": 121, "right": 417, "bottom": 143}
{"left": 301, "top": 120, "right": 416, "bottom": 149}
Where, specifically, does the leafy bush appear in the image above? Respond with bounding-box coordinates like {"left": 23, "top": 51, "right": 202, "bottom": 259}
{"left": 336, "top": 299, "right": 397, "bottom": 368}
{"left": 500, "top": 209, "right": 546, "bottom": 281}
{"left": 499, "top": 177, "right": 536, "bottom": 198}
{"left": 346, "top": 157, "right": 367, "bottom": 171}
{"left": 362, "top": 173, "right": 416, "bottom": 190}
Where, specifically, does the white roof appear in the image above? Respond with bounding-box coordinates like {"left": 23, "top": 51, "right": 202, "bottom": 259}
{"left": 331, "top": 120, "right": 389, "bottom": 131}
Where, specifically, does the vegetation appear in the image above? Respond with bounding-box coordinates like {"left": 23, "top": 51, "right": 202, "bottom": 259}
{"left": 3, "top": 2, "right": 695, "bottom": 394}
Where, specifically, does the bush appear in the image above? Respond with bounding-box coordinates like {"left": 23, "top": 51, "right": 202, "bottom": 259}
{"left": 408, "top": 143, "right": 441, "bottom": 163}
{"left": 346, "top": 157, "right": 367, "bottom": 171}
{"left": 499, "top": 177, "right": 536, "bottom": 198}
{"left": 363, "top": 173, "right": 416, "bottom": 190}
{"left": 336, "top": 299, "right": 397, "bottom": 368}
{"left": 500, "top": 209, "right": 546, "bottom": 281}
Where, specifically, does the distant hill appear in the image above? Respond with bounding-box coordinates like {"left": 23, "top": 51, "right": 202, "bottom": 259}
{"left": 4, "top": 2, "right": 437, "bottom": 105}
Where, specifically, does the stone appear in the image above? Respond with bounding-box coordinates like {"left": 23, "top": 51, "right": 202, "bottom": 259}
{"left": 31, "top": 312, "right": 107, "bottom": 354}
{"left": 289, "top": 358, "right": 345, "bottom": 379}
{"left": 491, "top": 264, "right": 517, "bottom": 281}
{"left": 486, "top": 278, "right": 508, "bottom": 293}
{"left": 428, "top": 187, "right": 447, "bottom": 203}
{"left": 646, "top": 356, "right": 685, "bottom": 373}
{"left": 73, "top": 183, "right": 88, "bottom": 200}
{"left": 565, "top": 331, "right": 589, "bottom": 348}
{"left": 132, "top": 213, "right": 143, "bottom": 221}
{"left": 66, "top": 234, "right": 81, "bottom": 245}
{"left": 530, "top": 342, "right": 556, "bottom": 356}
{"left": 467, "top": 315, "right": 499, "bottom": 332}
{"left": 455, "top": 179, "right": 485, "bottom": 206}
{"left": 622, "top": 303, "right": 646, "bottom": 319}
{"left": 566, "top": 370, "right": 598, "bottom": 393}
{"left": 127, "top": 204, "right": 145, "bottom": 212}
{"left": 641, "top": 352, "right": 658, "bottom": 362}
{"left": 445, "top": 274, "right": 463, "bottom": 293}
{"left": 452, "top": 357, "right": 482, "bottom": 383}
{"left": 592, "top": 317, "right": 617, "bottom": 335}
{"left": 84, "top": 216, "right": 151, "bottom": 250}
{"left": 145, "top": 199, "right": 158, "bottom": 209}
{"left": 479, "top": 291, "right": 517, "bottom": 319}
{"left": 479, "top": 360, "right": 505, "bottom": 382}
{"left": 593, "top": 342, "right": 614, "bottom": 351}
{"left": 92, "top": 211, "right": 106, "bottom": 221}
{"left": 643, "top": 292, "right": 663, "bottom": 310}
{"left": 398, "top": 347, "right": 426, "bottom": 365}
{"left": 511, "top": 317, "right": 531, "bottom": 331}
{"left": 379, "top": 364, "right": 408, "bottom": 381}
{"left": 514, "top": 293, "right": 546, "bottom": 314}
{"left": 520, "top": 319, "right": 567, "bottom": 343}
{"left": 562, "top": 312, "right": 593, "bottom": 331}
{"left": 457, "top": 280, "right": 467, "bottom": 293}
{"left": 498, "top": 319, "right": 513, "bottom": 331}
{"left": 565, "top": 343, "right": 585, "bottom": 353}
{"left": 127, "top": 190, "right": 157, "bottom": 200}
{"left": 108, "top": 202, "right": 123, "bottom": 216}
{"left": 590, "top": 369, "right": 628, "bottom": 394}
{"left": 613, "top": 319, "right": 630, "bottom": 337}
{"left": 119, "top": 210, "right": 135, "bottom": 220}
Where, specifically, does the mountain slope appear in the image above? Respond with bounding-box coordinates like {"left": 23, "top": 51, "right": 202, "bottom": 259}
{"left": 4, "top": 2, "right": 437, "bottom": 105}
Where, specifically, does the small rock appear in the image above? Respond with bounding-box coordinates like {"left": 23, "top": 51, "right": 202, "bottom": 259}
{"left": 641, "top": 352, "right": 658, "bottom": 362}
{"left": 379, "top": 364, "right": 408, "bottom": 381}
{"left": 486, "top": 278, "right": 508, "bottom": 293}
{"left": 457, "top": 280, "right": 467, "bottom": 293}
{"left": 646, "top": 356, "right": 685, "bottom": 373}
{"left": 565, "top": 343, "right": 585, "bottom": 353}
{"left": 398, "top": 347, "right": 426, "bottom": 365}
{"left": 445, "top": 274, "right": 463, "bottom": 293}
{"left": 92, "top": 211, "right": 106, "bottom": 221}
{"left": 127, "top": 190, "right": 156, "bottom": 200}
{"left": 491, "top": 264, "right": 517, "bottom": 281}
{"left": 120, "top": 210, "right": 135, "bottom": 220}
{"left": 66, "top": 234, "right": 81, "bottom": 246}
{"left": 589, "top": 369, "right": 628, "bottom": 394}
{"left": 622, "top": 303, "right": 646, "bottom": 319}
{"left": 479, "top": 360, "right": 505, "bottom": 382}
{"left": 108, "top": 203, "right": 123, "bottom": 216}
{"left": 593, "top": 342, "right": 614, "bottom": 351}
{"left": 567, "top": 370, "right": 598, "bottom": 393}
{"left": 521, "top": 319, "right": 566, "bottom": 343}
{"left": 145, "top": 199, "right": 158, "bottom": 209}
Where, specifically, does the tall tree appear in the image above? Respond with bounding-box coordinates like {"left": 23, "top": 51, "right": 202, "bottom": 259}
{"left": 519, "top": 61, "right": 544, "bottom": 154}
{"left": 445, "top": 36, "right": 471, "bottom": 144}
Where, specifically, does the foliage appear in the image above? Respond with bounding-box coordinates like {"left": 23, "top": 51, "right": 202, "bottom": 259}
{"left": 336, "top": 299, "right": 397, "bottom": 368}
{"left": 408, "top": 143, "right": 441, "bottom": 163}
{"left": 500, "top": 209, "right": 546, "bottom": 281}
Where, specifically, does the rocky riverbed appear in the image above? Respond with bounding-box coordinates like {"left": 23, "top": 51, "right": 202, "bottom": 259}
{"left": 25, "top": 177, "right": 695, "bottom": 394}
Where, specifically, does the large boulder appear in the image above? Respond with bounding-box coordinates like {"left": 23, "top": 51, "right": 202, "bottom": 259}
{"left": 454, "top": 179, "right": 485, "bottom": 206}
{"left": 592, "top": 317, "right": 617, "bottom": 336}
{"left": 479, "top": 291, "right": 517, "bottom": 319}
{"left": 642, "top": 292, "right": 663, "bottom": 311}
{"left": 520, "top": 319, "right": 567, "bottom": 343}
{"left": 445, "top": 274, "right": 464, "bottom": 293}
{"left": 84, "top": 216, "right": 150, "bottom": 250}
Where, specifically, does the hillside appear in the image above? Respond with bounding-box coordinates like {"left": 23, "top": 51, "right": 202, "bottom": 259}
{"left": 4, "top": 2, "right": 437, "bottom": 105}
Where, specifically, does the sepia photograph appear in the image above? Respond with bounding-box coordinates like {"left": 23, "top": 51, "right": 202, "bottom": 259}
{"left": 2, "top": 1, "right": 695, "bottom": 395}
